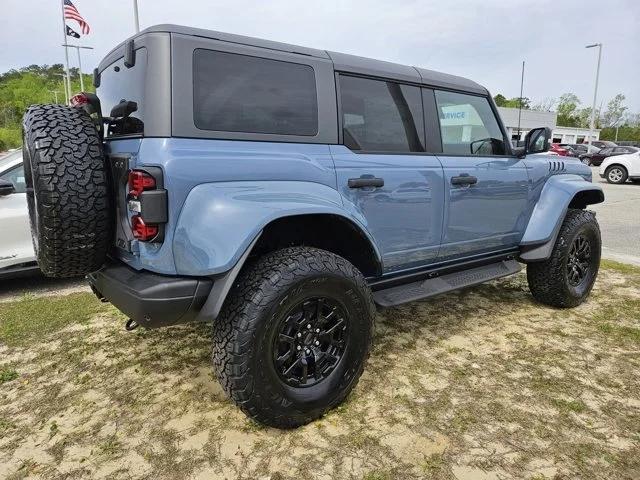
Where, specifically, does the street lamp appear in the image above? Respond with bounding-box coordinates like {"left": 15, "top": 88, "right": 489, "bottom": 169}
{"left": 585, "top": 43, "right": 602, "bottom": 147}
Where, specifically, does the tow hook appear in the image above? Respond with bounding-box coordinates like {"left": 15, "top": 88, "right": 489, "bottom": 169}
{"left": 125, "top": 319, "right": 139, "bottom": 331}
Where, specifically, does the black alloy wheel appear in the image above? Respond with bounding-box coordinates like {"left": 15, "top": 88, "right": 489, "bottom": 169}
{"left": 273, "top": 297, "right": 348, "bottom": 388}
{"left": 567, "top": 234, "right": 591, "bottom": 287}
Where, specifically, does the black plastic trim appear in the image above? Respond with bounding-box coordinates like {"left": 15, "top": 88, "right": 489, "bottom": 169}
{"left": 367, "top": 248, "right": 519, "bottom": 291}
{"left": 87, "top": 260, "right": 213, "bottom": 328}
{"left": 139, "top": 189, "right": 167, "bottom": 223}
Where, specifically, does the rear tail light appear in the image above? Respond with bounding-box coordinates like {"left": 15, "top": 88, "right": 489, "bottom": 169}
{"left": 126, "top": 168, "right": 167, "bottom": 243}
{"left": 128, "top": 170, "right": 156, "bottom": 198}
{"left": 131, "top": 215, "right": 159, "bottom": 241}
{"left": 70, "top": 93, "right": 89, "bottom": 106}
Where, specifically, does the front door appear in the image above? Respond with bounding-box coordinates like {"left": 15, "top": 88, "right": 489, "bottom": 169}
{"left": 0, "top": 162, "right": 34, "bottom": 269}
{"left": 431, "top": 90, "right": 530, "bottom": 260}
{"left": 332, "top": 74, "right": 444, "bottom": 273}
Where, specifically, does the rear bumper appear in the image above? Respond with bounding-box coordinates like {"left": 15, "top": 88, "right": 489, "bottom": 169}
{"left": 87, "top": 260, "right": 213, "bottom": 328}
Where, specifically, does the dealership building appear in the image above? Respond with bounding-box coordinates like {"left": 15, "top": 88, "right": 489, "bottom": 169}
{"left": 497, "top": 107, "right": 600, "bottom": 144}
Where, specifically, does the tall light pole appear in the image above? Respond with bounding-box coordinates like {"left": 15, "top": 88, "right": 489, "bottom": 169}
{"left": 62, "top": 44, "right": 94, "bottom": 92}
{"left": 133, "top": 0, "right": 140, "bottom": 33}
{"left": 49, "top": 90, "right": 59, "bottom": 104}
{"left": 516, "top": 60, "right": 525, "bottom": 142}
{"left": 585, "top": 43, "right": 602, "bottom": 147}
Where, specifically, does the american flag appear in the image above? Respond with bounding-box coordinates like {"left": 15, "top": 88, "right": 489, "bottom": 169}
{"left": 64, "top": 0, "right": 90, "bottom": 35}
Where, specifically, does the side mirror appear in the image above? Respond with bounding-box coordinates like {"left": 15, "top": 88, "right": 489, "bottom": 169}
{"left": 524, "top": 127, "right": 552, "bottom": 155}
{"left": 0, "top": 179, "right": 15, "bottom": 196}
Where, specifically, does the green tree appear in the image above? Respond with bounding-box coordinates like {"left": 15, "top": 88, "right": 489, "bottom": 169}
{"left": 602, "top": 94, "right": 627, "bottom": 128}
{"left": 556, "top": 93, "right": 582, "bottom": 127}
{"left": 493, "top": 93, "right": 530, "bottom": 109}
{"left": 0, "top": 65, "right": 93, "bottom": 149}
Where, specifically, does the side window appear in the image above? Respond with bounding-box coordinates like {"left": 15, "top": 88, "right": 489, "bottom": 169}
{"left": 193, "top": 49, "right": 318, "bottom": 136}
{"left": 434, "top": 90, "right": 507, "bottom": 155}
{"left": 339, "top": 75, "right": 425, "bottom": 152}
{"left": 600, "top": 148, "right": 613, "bottom": 155}
{"left": 0, "top": 164, "right": 26, "bottom": 194}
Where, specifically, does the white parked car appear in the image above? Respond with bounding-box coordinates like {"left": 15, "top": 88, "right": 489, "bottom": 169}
{"left": 599, "top": 150, "right": 640, "bottom": 184}
{"left": 0, "top": 149, "right": 38, "bottom": 278}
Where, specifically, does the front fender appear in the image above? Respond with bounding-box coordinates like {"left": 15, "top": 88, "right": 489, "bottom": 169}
{"left": 519, "top": 174, "right": 603, "bottom": 261}
{"left": 173, "top": 180, "right": 380, "bottom": 276}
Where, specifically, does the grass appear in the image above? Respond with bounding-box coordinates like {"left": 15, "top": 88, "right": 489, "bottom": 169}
{"left": 0, "top": 292, "right": 107, "bottom": 346}
{"left": 600, "top": 259, "right": 640, "bottom": 276}
{"left": 0, "top": 368, "right": 19, "bottom": 383}
{"left": 0, "top": 264, "right": 639, "bottom": 479}
{"left": 552, "top": 398, "right": 587, "bottom": 414}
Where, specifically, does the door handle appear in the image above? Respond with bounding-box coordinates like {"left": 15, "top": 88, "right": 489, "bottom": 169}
{"left": 451, "top": 174, "right": 478, "bottom": 186}
{"left": 348, "top": 176, "right": 384, "bottom": 188}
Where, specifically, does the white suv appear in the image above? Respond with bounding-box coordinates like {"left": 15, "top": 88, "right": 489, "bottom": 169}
{"left": 599, "top": 150, "right": 640, "bottom": 184}
{"left": 0, "top": 150, "right": 38, "bottom": 278}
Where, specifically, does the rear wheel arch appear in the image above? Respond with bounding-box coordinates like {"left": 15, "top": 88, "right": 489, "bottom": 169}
{"left": 247, "top": 213, "right": 382, "bottom": 278}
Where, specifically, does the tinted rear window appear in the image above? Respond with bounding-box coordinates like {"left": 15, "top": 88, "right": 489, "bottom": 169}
{"left": 193, "top": 49, "right": 318, "bottom": 136}
{"left": 339, "top": 75, "right": 425, "bottom": 152}
{"left": 97, "top": 47, "right": 147, "bottom": 137}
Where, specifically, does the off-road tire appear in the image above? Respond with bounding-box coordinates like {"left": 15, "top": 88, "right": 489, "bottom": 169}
{"left": 22, "top": 104, "right": 111, "bottom": 277}
{"left": 605, "top": 165, "right": 628, "bottom": 184}
{"left": 527, "top": 209, "right": 601, "bottom": 308}
{"left": 212, "top": 247, "right": 375, "bottom": 428}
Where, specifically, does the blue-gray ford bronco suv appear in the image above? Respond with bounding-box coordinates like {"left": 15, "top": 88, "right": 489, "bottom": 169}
{"left": 22, "top": 25, "right": 604, "bottom": 428}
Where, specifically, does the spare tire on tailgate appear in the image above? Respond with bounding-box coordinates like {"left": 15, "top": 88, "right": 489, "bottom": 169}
{"left": 22, "top": 104, "right": 112, "bottom": 277}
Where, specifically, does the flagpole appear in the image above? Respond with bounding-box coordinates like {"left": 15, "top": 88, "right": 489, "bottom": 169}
{"left": 60, "top": 0, "right": 72, "bottom": 104}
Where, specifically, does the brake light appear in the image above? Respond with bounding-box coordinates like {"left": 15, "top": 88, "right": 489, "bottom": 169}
{"left": 128, "top": 170, "right": 156, "bottom": 197}
{"left": 131, "top": 215, "right": 159, "bottom": 241}
{"left": 70, "top": 93, "right": 89, "bottom": 106}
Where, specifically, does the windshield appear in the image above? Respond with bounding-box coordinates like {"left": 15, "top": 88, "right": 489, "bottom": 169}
{"left": 0, "top": 150, "right": 22, "bottom": 172}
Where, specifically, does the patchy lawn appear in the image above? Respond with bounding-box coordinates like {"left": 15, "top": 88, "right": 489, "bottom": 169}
{"left": 0, "top": 261, "right": 639, "bottom": 480}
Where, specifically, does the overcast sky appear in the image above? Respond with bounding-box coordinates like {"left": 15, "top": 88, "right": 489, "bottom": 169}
{"left": 2, "top": 0, "right": 639, "bottom": 111}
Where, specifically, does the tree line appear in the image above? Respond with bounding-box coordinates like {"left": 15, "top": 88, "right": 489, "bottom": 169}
{"left": 494, "top": 93, "right": 640, "bottom": 142}
{"left": 0, "top": 64, "right": 93, "bottom": 150}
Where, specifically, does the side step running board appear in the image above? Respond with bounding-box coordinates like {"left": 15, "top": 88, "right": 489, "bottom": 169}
{"left": 373, "top": 260, "right": 522, "bottom": 307}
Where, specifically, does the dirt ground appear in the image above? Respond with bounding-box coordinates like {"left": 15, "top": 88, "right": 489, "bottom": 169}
{"left": 1, "top": 260, "right": 639, "bottom": 480}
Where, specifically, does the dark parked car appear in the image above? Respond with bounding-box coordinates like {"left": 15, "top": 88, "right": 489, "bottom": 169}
{"left": 582, "top": 146, "right": 639, "bottom": 166}
{"left": 590, "top": 140, "right": 617, "bottom": 150}
{"left": 561, "top": 143, "right": 600, "bottom": 159}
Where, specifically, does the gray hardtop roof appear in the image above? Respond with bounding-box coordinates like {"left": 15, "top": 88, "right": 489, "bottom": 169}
{"left": 101, "top": 24, "right": 487, "bottom": 94}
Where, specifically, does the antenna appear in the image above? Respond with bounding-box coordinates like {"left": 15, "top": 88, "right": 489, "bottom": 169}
{"left": 517, "top": 60, "right": 525, "bottom": 143}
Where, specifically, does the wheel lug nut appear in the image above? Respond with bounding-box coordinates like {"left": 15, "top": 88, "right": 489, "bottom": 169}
{"left": 297, "top": 345, "right": 301, "bottom": 350}
{"left": 307, "top": 324, "right": 312, "bottom": 329}
{"left": 305, "top": 349, "right": 310, "bottom": 354}
{"left": 297, "top": 333, "right": 302, "bottom": 337}
{"left": 315, "top": 340, "right": 320, "bottom": 346}
{"left": 315, "top": 328, "right": 320, "bottom": 333}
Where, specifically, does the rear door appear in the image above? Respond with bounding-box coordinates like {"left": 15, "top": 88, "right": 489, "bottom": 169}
{"left": 431, "top": 89, "right": 530, "bottom": 260}
{"left": 331, "top": 74, "right": 444, "bottom": 273}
